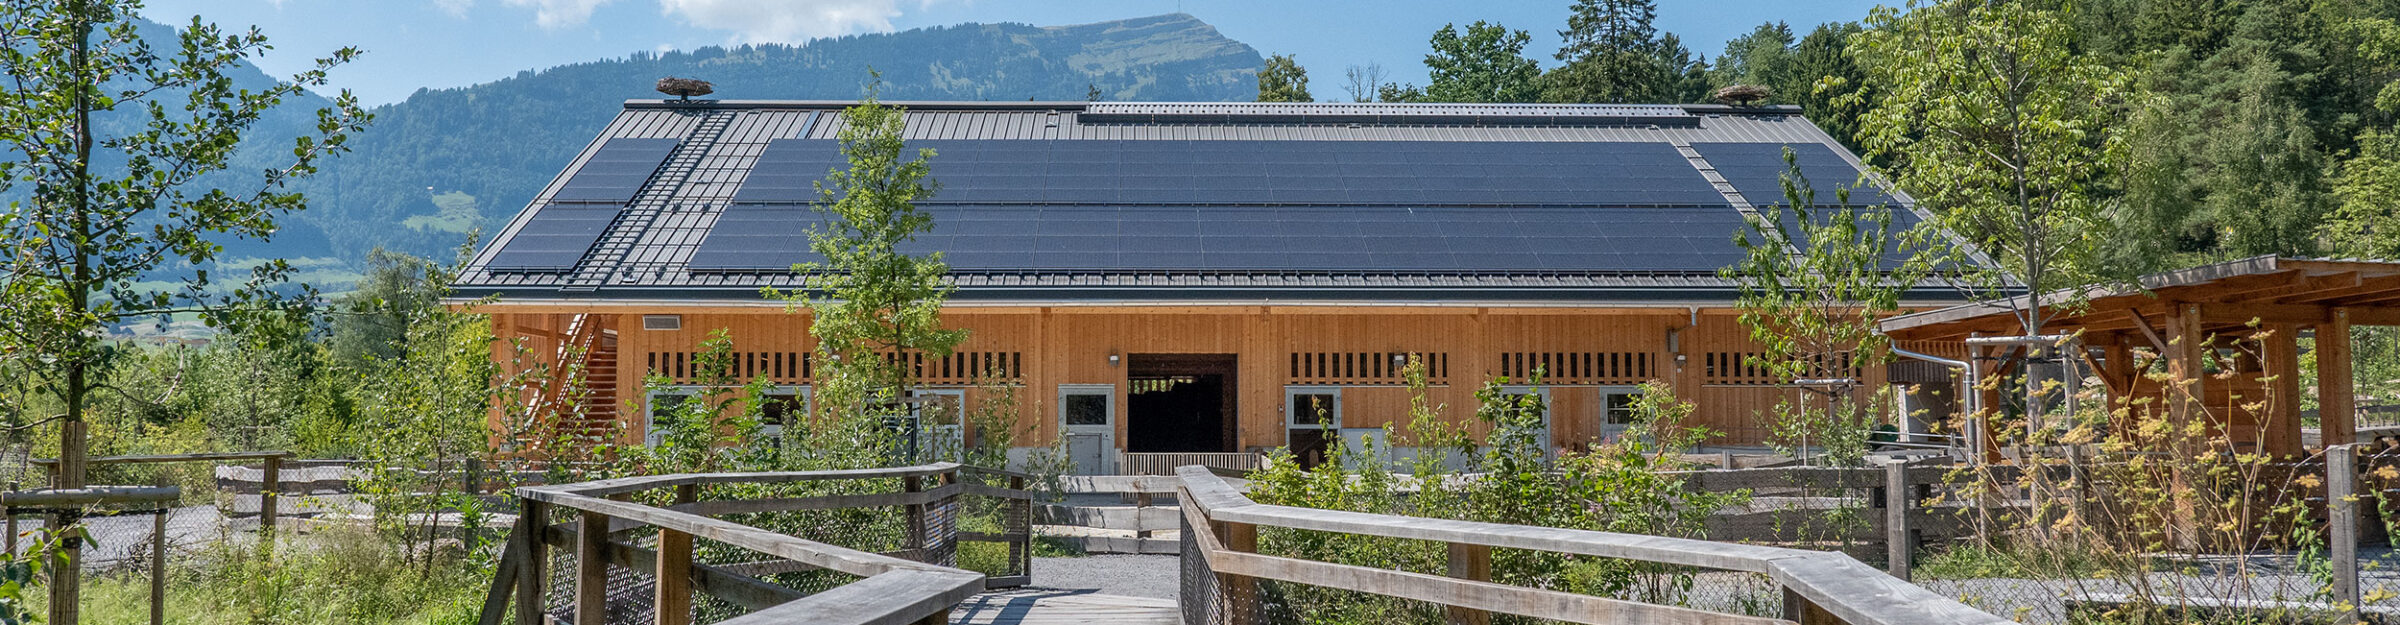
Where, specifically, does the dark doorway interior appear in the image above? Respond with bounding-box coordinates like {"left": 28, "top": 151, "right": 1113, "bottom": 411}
{"left": 1127, "top": 354, "right": 1237, "bottom": 453}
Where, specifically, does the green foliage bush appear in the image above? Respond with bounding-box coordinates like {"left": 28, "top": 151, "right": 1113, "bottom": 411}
{"left": 1244, "top": 360, "right": 1758, "bottom": 622}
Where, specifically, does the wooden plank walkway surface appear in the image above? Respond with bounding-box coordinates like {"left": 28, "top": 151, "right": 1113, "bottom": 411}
{"left": 948, "top": 589, "right": 1179, "bottom": 625}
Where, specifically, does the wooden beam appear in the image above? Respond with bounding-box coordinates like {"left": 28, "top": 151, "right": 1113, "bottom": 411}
{"left": 657, "top": 528, "right": 693, "bottom": 625}
{"left": 2262, "top": 323, "right": 2303, "bottom": 458}
{"left": 2323, "top": 309, "right": 2357, "bottom": 447}
{"left": 2186, "top": 270, "right": 2307, "bottom": 302}
{"left": 2126, "top": 310, "right": 2171, "bottom": 354}
{"left": 2281, "top": 273, "right": 2400, "bottom": 304}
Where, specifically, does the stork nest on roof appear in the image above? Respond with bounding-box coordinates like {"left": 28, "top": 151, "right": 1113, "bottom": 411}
{"left": 1713, "top": 84, "right": 1772, "bottom": 106}
{"left": 657, "top": 77, "right": 714, "bottom": 101}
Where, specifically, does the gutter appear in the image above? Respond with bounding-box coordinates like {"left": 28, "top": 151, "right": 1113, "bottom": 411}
{"left": 1889, "top": 345, "right": 1979, "bottom": 464}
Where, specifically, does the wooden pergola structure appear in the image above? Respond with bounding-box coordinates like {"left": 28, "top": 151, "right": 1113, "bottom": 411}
{"left": 1880, "top": 256, "right": 2400, "bottom": 458}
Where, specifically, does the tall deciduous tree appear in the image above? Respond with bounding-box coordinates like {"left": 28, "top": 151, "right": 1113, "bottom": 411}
{"left": 1712, "top": 22, "right": 1796, "bottom": 91}
{"left": 774, "top": 83, "right": 966, "bottom": 464}
{"left": 1725, "top": 151, "right": 1918, "bottom": 465}
{"left": 1546, "top": 0, "right": 1666, "bottom": 103}
{"left": 1424, "top": 21, "right": 1542, "bottom": 103}
{"left": 0, "top": 0, "right": 367, "bottom": 490}
{"left": 1257, "top": 54, "right": 1313, "bottom": 102}
{"left": 1846, "top": 0, "right": 2130, "bottom": 338}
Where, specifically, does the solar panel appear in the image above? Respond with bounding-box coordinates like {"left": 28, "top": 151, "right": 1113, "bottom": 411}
{"left": 485, "top": 203, "right": 620, "bottom": 271}
{"left": 552, "top": 138, "right": 679, "bottom": 203}
{"left": 686, "top": 204, "right": 1756, "bottom": 273}
{"left": 727, "top": 139, "right": 1732, "bottom": 208}
{"left": 1689, "top": 142, "right": 1896, "bottom": 208}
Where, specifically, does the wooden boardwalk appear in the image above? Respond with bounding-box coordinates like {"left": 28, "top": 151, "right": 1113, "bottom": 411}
{"left": 949, "top": 589, "right": 1179, "bottom": 625}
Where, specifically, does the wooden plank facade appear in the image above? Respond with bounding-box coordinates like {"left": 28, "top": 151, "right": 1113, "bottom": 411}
{"left": 485, "top": 303, "right": 1903, "bottom": 456}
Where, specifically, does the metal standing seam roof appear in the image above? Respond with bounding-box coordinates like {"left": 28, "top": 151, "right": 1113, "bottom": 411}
{"left": 451, "top": 100, "right": 1963, "bottom": 304}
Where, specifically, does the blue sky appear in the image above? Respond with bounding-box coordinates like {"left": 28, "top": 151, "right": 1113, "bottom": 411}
{"left": 142, "top": 0, "right": 1888, "bottom": 106}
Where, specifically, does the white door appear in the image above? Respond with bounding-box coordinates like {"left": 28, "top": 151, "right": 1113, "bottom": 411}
{"left": 1060, "top": 385, "right": 1115, "bottom": 475}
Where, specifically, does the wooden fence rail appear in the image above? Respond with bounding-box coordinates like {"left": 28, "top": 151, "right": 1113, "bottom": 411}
{"left": 482, "top": 462, "right": 1035, "bottom": 625}
{"left": 1174, "top": 465, "right": 2012, "bottom": 625}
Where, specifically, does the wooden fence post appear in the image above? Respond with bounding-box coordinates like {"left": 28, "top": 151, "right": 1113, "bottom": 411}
{"left": 1885, "top": 461, "right": 1912, "bottom": 581}
{"left": 1782, "top": 587, "right": 1840, "bottom": 625}
{"left": 660, "top": 479, "right": 698, "bottom": 625}
{"left": 260, "top": 455, "right": 282, "bottom": 535}
{"left": 2330, "top": 444, "right": 2361, "bottom": 623}
{"left": 152, "top": 474, "right": 168, "bottom": 625}
{"left": 515, "top": 500, "right": 548, "bottom": 625}
{"left": 1218, "top": 520, "right": 1258, "bottom": 625}
{"left": 904, "top": 475, "right": 927, "bottom": 561}
{"left": 1446, "top": 542, "right": 1493, "bottom": 625}
{"left": 575, "top": 509, "right": 611, "bottom": 625}
{"left": 6, "top": 481, "right": 17, "bottom": 558}
{"left": 1007, "top": 475, "right": 1029, "bottom": 577}
{"left": 1135, "top": 491, "right": 1155, "bottom": 541}
{"left": 464, "top": 457, "right": 485, "bottom": 495}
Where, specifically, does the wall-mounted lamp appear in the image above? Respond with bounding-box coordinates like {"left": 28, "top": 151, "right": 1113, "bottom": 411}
{"left": 1390, "top": 353, "right": 1409, "bottom": 369}
{"left": 1108, "top": 352, "right": 1121, "bottom": 368}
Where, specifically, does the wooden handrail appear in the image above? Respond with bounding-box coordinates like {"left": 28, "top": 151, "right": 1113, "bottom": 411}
{"left": 29, "top": 451, "right": 292, "bottom": 466}
{"left": 1174, "top": 465, "right": 2013, "bottom": 625}
{"left": 0, "top": 486, "right": 180, "bottom": 508}
{"left": 488, "top": 462, "right": 1032, "bottom": 625}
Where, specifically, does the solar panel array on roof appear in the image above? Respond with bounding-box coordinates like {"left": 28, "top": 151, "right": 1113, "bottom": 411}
{"left": 688, "top": 204, "right": 1752, "bottom": 273}
{"left": 552, "top": 138, "right": 680, "bottom": 203}
{"left": 730, "top": 139, "right": 1729, "bottom": 207}
{"left": 484, "top": 203, "right": 619, "bottom": 271}
{"left": 1690, "top": 142, "right": 1894, "bottom": 208}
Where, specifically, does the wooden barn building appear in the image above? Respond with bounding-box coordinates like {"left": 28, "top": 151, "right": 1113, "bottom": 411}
{"left": 448, "top": 100, "right": 1971, "bottom": 473}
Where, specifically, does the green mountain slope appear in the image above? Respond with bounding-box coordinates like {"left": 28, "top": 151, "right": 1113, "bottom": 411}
{"left": 289, "top": 13, "right": 1260, "bottom": 264}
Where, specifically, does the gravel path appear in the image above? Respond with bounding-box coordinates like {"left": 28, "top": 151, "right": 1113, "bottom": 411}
{"left": 1028, "top": 555, "right": 1180, "bottom": 599}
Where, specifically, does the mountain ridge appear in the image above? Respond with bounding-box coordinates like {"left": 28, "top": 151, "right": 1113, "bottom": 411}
{"left": 222, "top": 13, "right": 1262, "bottom": 274}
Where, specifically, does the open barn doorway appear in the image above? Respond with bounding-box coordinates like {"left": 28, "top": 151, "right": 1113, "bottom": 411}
{"left": 1127, "top": 354, "right": 1238, "bottom": 453}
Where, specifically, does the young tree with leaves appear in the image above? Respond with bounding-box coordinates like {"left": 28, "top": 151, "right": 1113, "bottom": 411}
{"left": 1845, "top": 0, "right": 2128, "bottom": 341}
{"left": 0, "top": 1, "right": 368, "bottom": 496}
{"left": 1424, "top": 21, "right": 1542, "bottom": 103}
{"left": 773, "top": 85, "right": 966, "bottom": 466}
{"left": 1725, "top": 151, "right": 1918, "bottom": 466}
{"left": 1257, "top": 53, "right": 1313, "bottom": 102}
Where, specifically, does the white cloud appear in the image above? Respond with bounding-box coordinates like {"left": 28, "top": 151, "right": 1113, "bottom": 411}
{"left": 655, "top": 0, "right": 913, "bottom": 44}
{"left": 503, "top": 0, "right": 616, "bottom": 29}
{"left": 432, "top": 0, "right": 475, "bottom": 17}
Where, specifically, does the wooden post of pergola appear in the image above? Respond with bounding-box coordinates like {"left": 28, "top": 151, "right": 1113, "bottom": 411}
{"left": 2322, "top": 308, "right": 2356, "bottom": 448}
{"left": 2262, "top": 323, "right": 2303, "bottom": 457}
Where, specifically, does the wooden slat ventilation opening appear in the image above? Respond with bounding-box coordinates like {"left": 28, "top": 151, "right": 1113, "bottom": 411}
{"left": 1703, "top": 351, "right": 1859, "bottom": 386}
{"left": 647, "top": 350, "right": 1021, "bottom": 384}
{"left": 1289, "top": 352, "right": 1447, "bottom": 385}
{"left": 1496, "top": 352, "right": 1655, "bottom": 384}
{"left": 647, "top": 351, "right": 814, "bottom": 382}
{"left": 886, "top": 351, "right": 1024, "bottom": 385}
